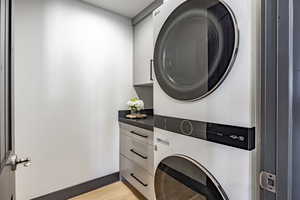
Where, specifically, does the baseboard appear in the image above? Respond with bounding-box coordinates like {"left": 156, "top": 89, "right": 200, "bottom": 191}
{"left": 31, "top": 172, "right": 120, "bottom": 200}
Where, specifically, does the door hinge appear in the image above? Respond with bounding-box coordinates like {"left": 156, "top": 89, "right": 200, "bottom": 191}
{"left": 260, "top": 171, "right": 276, "bottom": 193}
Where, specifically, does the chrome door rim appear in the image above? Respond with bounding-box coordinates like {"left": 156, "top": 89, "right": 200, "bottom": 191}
{"left": 153, "top": 0, "right": 240, "bottom": 102}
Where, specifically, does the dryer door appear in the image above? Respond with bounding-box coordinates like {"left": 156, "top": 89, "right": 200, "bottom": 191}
{"left": 154, "top": 0, "right": 238, "bottom": 101}
{"left": 154, "top": 155, "right": 228, "bottom": 200}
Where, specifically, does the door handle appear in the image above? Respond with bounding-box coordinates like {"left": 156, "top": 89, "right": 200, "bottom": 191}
{"left": 150, "top": 59, "right": 154, "bottom": 81}
{"left": 157, "top": 138, "right": 170, "bottom": 146}
{"left": 6, "top": 154, "right": 32, "bottom": 171}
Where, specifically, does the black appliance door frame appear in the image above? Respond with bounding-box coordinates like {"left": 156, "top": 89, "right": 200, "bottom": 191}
{"left": 154, "top": 154, "right": 229, "bottom": 200}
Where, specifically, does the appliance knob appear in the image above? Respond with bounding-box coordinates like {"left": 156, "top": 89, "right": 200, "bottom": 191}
{"left": 180, "top": 120, "right": 193, "bottom": 136}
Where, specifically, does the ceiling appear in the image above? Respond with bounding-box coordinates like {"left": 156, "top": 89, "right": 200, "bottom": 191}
{"left": 82, "top": 0, "right": 155, "bottom": 18}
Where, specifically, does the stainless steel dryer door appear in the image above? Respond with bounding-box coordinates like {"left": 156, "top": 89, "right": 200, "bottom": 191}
{"left": 154, "top": 155, "right": 228, "bottom": 200}
{"left": 153, "top": 0, "right": 238, "bottom": 101}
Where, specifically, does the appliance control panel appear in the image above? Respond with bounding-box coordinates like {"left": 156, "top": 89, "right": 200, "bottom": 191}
{"left": 154, "top": 115, "right": 255, "bottom": 151}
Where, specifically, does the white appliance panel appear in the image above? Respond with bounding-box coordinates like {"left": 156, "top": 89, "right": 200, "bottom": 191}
{"left": 153, "top": 0, "right": 256, "bottom": 128}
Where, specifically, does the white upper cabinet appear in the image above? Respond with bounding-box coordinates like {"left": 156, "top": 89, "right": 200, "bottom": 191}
{"left": 133, "top": 14, "right": 154, "bottom": 86}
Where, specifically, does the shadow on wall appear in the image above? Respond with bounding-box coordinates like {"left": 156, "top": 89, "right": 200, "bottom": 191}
{"left": 134, "top": 86, "right": 153, "bottom": 109}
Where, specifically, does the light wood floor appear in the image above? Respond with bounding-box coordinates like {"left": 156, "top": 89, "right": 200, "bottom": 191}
{"left": 69, "top": 181, "right": 146, "bottom": 200}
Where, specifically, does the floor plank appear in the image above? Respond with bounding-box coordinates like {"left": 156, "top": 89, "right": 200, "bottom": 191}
{"left": 69, "top": 181, "right": 146, "bottom": 200}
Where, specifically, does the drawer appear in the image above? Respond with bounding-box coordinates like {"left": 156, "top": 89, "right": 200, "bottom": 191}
{"left": 120, "top": 123, "right": 153, "bottom": 145}
{"left": 120, "top": 155, "right": 154, "bottom": 200}
{"left": 120, "top": 133, "right": 154, "bottom": 175}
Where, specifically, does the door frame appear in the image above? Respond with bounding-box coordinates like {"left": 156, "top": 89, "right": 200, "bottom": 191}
{"left": 0, "top": 0, "right": 15, "bottom": 199}
{"left": 260, "top": 0, "right": 293, "bottom": 199}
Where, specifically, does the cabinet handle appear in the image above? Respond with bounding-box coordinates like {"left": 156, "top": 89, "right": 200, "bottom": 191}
{"left": 130, "top": 149, "right": 148, "bottom": 159}
{"left": 130, "top": 131, "right": 148, "bottom": 138}
{"left": 157, "top": 138, "right": 170, "bottom": 146}
{"left": 150, "top": 59, "right": 153, "bottom": 81}
{"left": 131, "top": 173, "right": 148, "bottom": 187}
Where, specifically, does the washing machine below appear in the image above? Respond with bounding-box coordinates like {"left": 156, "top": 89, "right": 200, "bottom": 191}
{"left": 153, "top": 116, "right": 257, "bottom": 200}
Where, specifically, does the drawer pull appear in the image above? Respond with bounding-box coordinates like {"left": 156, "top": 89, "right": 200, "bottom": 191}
{"left": 130, "top": 131, "right": 148, "bottom": 138}
{"left": 157, "top": 138, "right": 170, "bottom": 146}
{"left": 130, "top": 173, "right": 148, "bottom": 187}
{"left": 130, "top": 149, "right": 148, "bottom": 159}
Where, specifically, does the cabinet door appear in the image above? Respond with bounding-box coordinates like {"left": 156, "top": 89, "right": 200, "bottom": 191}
{"left": 134, "top": 14, "right": 154, "bottom": 86}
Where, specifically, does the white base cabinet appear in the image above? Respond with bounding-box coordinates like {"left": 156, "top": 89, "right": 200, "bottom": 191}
{"left": 119, "top": 123, "right": 155, "bottom": 200}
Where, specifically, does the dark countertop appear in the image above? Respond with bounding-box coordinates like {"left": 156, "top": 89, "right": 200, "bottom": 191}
{"left": 118, "top": 109, "right": 154, "bottom": 131}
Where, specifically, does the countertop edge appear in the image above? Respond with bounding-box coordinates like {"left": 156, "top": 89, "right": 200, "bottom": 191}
{"left": 118, "top": 109, "right": 154, "bottom": 131}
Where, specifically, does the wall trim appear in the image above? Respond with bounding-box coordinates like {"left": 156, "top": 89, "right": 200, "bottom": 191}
{"left": 31, "top": 172, "right": 120, "bottom": 200}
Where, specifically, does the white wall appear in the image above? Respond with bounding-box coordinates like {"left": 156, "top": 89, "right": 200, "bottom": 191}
{"left": 14, "top": 0, "right": 135, "bottom": 199}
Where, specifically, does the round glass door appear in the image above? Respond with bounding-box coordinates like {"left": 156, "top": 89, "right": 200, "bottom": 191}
{"left": 154, "top": 0, "right": 238, "bottom": 101}
{"left": 155, "top": 155, "right": 228, "bottom": 200}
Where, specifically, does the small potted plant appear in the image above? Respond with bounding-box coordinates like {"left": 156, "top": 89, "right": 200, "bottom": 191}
{"left": 127, "top": 97, "right": 144, "bottom": 114}
{"left": 126, "top": 97, "right": 146, "bottom": 119}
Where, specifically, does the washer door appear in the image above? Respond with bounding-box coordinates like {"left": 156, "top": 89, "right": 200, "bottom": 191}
{"left": 154, "top": 155, "right": 228, "bottom": 200}
{"left": 154, "top": 0, "right": 238, "bottom": 101}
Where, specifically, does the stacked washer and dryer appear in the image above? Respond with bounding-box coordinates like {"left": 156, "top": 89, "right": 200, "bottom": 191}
{"left": 152, "top": 0, "right": 260, "bottom": 200}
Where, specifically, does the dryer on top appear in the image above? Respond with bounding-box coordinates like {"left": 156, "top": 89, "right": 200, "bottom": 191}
{"left": 153, "top": 0, "right": 258, "bottom": 128}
